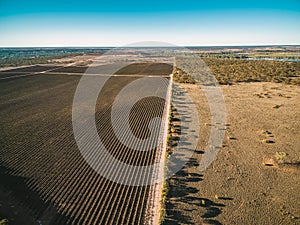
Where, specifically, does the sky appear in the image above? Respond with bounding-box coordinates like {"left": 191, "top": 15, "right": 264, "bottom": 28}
{"left": 0, "top": 0, "right": 299, "bottom": 47}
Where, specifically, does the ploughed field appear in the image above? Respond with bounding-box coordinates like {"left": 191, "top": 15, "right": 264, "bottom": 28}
{"left": 0, "top": 63, "right": 172, "bottom": 225}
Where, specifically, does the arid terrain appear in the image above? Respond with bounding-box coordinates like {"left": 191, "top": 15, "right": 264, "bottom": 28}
{"left": 164, "top": 81, "right": 300, "bottom": 225}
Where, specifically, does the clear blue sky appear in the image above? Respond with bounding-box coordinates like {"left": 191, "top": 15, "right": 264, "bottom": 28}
{"left": 0, "top": 0, "right": 299, "bottom": 46}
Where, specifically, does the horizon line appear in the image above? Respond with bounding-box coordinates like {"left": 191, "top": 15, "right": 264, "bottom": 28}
{"left": 0, "top": 44, "right": 300, "bottom": 48}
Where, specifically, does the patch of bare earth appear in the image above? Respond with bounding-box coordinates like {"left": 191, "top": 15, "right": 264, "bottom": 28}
{"left": 51, "top": 54, "right": 100, "bottom": 66}
{"left": 164, "top": 82, "right": 300, "bottom": 225}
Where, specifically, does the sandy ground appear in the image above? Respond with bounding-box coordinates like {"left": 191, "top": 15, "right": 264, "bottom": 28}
{"left": 164, "top": 82, "right": 300, "bottom": 225}
{"left": 52, "top": 54, "right": 101, "bottom": 66}
{"left": 0, "top": 65, "right": 34, "bottom": 72}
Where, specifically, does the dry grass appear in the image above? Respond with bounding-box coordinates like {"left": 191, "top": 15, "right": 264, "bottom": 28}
{"left": 203, "top": 58, "right": 300, "bottom": 85}
{"left": 172, "top": 67, "right": 196, "bottom": 84}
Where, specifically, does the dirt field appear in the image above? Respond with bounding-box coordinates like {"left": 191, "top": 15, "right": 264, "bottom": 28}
{"left": 164, "top": 82, "right": 300, "bottom": 225}
{"left": 0, "top": 62, "right": 172, "bottom": 225}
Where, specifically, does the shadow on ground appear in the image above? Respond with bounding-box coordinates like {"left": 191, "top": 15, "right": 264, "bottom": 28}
{"left": 0, "top": 165, "right": 70, "bottom": 225}
{"left": 162, "top": 156, "right": 232, "bottom": 225}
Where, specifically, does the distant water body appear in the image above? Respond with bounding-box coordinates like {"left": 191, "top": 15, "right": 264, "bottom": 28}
{"left": 245, "top": 57, "right": 300, "bottom": 62}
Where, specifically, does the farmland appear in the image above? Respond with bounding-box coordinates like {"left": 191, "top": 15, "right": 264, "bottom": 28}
{"left": 0, "top": 62, "right": 172, "bottom": 225}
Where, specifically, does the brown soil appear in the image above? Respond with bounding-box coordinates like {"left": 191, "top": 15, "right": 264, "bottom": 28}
{"left": 0, "top": 71, "right": 169, "bottom": 225}
{"left": 164, "top": 82, "right": 300, "bottom": 225}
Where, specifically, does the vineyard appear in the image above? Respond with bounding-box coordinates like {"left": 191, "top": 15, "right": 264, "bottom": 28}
{"left": 0, "top": 63, "right": 172, "bottom": 225}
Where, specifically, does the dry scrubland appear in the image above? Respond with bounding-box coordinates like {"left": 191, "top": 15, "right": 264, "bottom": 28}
{"left": 173, "top": 58, "right": 300, "bottom": 85}
{"left": 163, "top": 59, "right": 300, "bottom": 225}
{"left": 204, "top": 58, "right": 300, "bottom": 85}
